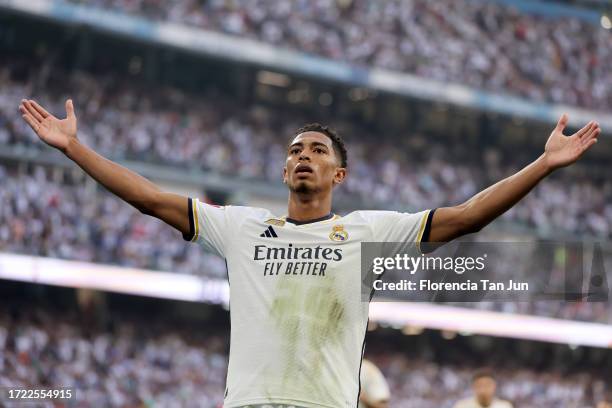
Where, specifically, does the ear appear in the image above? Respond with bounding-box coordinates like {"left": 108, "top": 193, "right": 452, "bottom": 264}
{"left": 332, "top": 167, "right": 346, "bottom": 186}
{"left": 282, "top": 166, "right": 288, "bottom": 184}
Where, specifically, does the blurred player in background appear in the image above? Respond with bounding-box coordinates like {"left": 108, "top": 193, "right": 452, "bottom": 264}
{"left": 358, "top": 359, "right": 390, "bottom": 408}
{"left": 453, "top": 371, "right": 513, "bottom": 408}
{"left": 597, "top": 391, "right": 612, "bottom": 408}
{"left": 18, "top": 96, "right": 601, "bottom": 408}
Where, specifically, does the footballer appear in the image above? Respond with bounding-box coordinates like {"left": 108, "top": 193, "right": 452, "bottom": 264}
{"left": 358, "top": 359, "right": 390, "bottom": 408}
{"left": 453, "top": 371, "right": 513, "bottom": 408}
{"left": 19, "top": 98, "right": 600, "bottom": 407}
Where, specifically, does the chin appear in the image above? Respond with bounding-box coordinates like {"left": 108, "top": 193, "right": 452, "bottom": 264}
{"left": 292, "top": 180, "right": 316, "bottom": 194}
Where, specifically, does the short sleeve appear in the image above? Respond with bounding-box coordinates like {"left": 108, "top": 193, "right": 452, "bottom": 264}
{"left": 182, "top": 197, "right": 228, "bottom": 257}
{"left": 361, "top": 209, "right": 435, "bottom": 243}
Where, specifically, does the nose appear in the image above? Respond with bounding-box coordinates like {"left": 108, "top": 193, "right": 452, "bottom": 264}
{"left": 298, "top": 151, "right": 311, "bottom": 162}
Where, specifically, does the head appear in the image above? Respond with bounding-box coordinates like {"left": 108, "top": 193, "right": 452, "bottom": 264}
{"left": 283, "top": 123, "right": 347, "bottom": 196}
{"left": 472, "top": 370, "right": 497, "bottom": 407}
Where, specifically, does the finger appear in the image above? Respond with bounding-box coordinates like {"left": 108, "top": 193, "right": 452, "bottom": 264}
{"left": 581, "top": 126, "right": 600, "bottom": 145}
{"left": 28, "top": 99, "right": 51, "bottom": 119}
{"left": 65, "top": 99, "right": 75, "bottom": 119}
{"left": 575, "top": 121, "right": 593, "bottom": 139}
{"left": 19, "top": 104, "right": 40, "bottom": 127}
{"left": 23, "top": 100, "right": 44, "bottom": 123}
{"left": 21, "top": 99, "right": 44, "bottom": 122}
{"left": 581, "top": 122, "right": 600, "bottom": 139}
{"left": 555, "top": 113, "right": 568, "bottom": 133}
{"left": 581, "top": 138, "right": 598, "bottom": 152}
{"left": 18, "top": 103, "right": 29, "bottom": 116}
{"left": 21, "top": 112, "right": 40, "bottom": 134}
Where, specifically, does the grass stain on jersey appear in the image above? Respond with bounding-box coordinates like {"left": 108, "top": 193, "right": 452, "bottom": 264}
{"left": 269, "top": 275, "right": 348, "bottom": 404}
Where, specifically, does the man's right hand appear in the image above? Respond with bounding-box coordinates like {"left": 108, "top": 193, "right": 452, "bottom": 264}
{"left": 19, "top": 99, "right": 77, "bottom": 154}
{"left": 19, "top": 97, "right": 191, "bottom": 237}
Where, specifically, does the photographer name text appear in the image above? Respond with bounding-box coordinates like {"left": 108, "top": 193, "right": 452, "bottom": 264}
{"left": 373, "top": 279, "right": 529, "bottom": 292}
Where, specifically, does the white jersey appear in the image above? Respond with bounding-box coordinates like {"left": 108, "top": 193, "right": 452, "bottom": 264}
{"left": 454, "top": 398, "right": 514, "bottom": 408}
{"left": 184, "top": 198, "right": 433, "bottom": 408}
{"left": 358, "top": 359, "right": 390, "bottom": 408}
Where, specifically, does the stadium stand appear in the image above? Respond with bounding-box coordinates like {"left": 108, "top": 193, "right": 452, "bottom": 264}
{"left": 2, "top": 59, "right": 611, "bottom": 239}
{"left": 65, "top": 0, "right": 612, "bottom": 110}
{"left": 1, "top": 1, "right": 610, "bottom": 406}
{"left": 1, "top": 289, "right": 610, "bottom": 408}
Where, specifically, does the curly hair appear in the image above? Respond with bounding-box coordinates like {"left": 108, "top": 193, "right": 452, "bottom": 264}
{"left": 291, "top": 123, "right": 348, "bottom": 168}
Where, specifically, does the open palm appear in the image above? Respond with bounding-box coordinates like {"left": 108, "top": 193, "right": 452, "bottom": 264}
{"left": 19, "top": 99, "right": 78, "bottom": 153}
{"left": 544, "top": 113, "right": 600, "bottom": 170}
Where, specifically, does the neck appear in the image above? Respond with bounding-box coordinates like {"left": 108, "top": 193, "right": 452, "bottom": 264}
{"left": 287, "top": 190, "right": 333, "bottom": 222}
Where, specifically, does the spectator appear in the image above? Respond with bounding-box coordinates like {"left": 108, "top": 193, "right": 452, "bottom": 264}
{"left": 65, "top": 0, "right": 612, "bottom": 110}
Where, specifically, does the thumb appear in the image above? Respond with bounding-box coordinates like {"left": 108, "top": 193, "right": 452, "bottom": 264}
{"left": 555, "top": 113, "right": 568, "bottom": 133}
{"left": 65, "top": 99, "right": 75, "bottom": 119}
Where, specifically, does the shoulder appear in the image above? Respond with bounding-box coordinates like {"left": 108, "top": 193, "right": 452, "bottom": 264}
{"left": 349, "top": 209, "right": 429, "bottom": 224}
{"left": 192, "top": 201, "right": 275, "bottom": 224}
{"left": 347, "top": 210, "right": 398, "bottom": 222}
{"left": 224, "top": 205, "right": 274, "bottom": 218}
{"left": 223, "top": 205, "right": 276, "bottom": 225}
{"left": 360, "top": 359, "right": 376, "bottom": 373}
{"left": 360, "top": 359, "right": 387, "bottom": 384}
{"left": 194, "top": 201, "right": 272, "bottom": 216}
{"left": 453, "top": 398, "right": 472, "bottom": 408}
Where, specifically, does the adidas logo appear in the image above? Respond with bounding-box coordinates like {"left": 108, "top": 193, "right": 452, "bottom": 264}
{"left": 260, "top": 226, "right": 278, "bottom": 238}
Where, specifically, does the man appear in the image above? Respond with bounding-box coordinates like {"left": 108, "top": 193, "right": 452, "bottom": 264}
{"left": 598, "top": 400, "right": 612, "bottom": 408}
{"left": 19, "top": 98, "right": 600, "bottom": 407}
{"left": 358, "top": 359, "right": 389, "bottom": 408}
{"left": 453, "top": 371, "right": 513, "bottom": 408}
{"left": 597, "top": 391, "right": 612, "bottom": 408}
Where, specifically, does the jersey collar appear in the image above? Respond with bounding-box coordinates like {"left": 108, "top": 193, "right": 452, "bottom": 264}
{"left": 284, "top": 212, "right": 336, "bottom": 226}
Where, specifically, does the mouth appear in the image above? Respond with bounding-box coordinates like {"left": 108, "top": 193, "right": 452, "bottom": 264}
{"left": 295, "top": 164, "right": 313, "bottom": 175}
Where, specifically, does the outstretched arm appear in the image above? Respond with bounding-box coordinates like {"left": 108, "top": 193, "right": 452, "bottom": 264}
{"left": 19, "top": 99, "right": 190, "bottom": 236}
{"left": 428, "top": 114, "right": 601, "bottom": 243}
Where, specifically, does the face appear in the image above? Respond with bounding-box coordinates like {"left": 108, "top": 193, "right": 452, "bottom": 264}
{"left": 283, "top": 131, "right": 346, "bottom": 195}
{"left": 597, "top": 402, "right": 612, "bottom": 408}
{"left": 473, "top": 377, "right": 496, "bottom": 406}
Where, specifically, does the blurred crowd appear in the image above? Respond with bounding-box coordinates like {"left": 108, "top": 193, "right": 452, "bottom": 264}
{"left": 65, "top": 0, "right": 612, "bottom": 110}
{"left": 2, "top": 61, "right": 612, "bottom": 240}
{"left": 1, "top": 304, "right": 609, "bottom": 408}
{"left": 373, "top": 353, "right": 608, "bottom": 408}
{"left": 0, "top": 307, "right": 227, "bottom": 407}
{"left": 0, "top": 164, "right": 228, "bottom": 279}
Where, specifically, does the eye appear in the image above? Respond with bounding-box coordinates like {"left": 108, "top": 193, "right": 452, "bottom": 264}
{"left": 314, "top": 147, "right": 325, "bottom": 154}
{"left": 290, "top": 147, "right": 301, "bottom": 155}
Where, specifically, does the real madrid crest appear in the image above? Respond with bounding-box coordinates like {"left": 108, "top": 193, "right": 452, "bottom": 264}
{"left": 329, "top": 224, "right": 349, "bottom": 242}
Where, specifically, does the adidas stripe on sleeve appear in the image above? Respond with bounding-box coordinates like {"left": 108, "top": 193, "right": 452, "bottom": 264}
{"left": 182, "top": 197, "right": 229, "bottom": 257}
